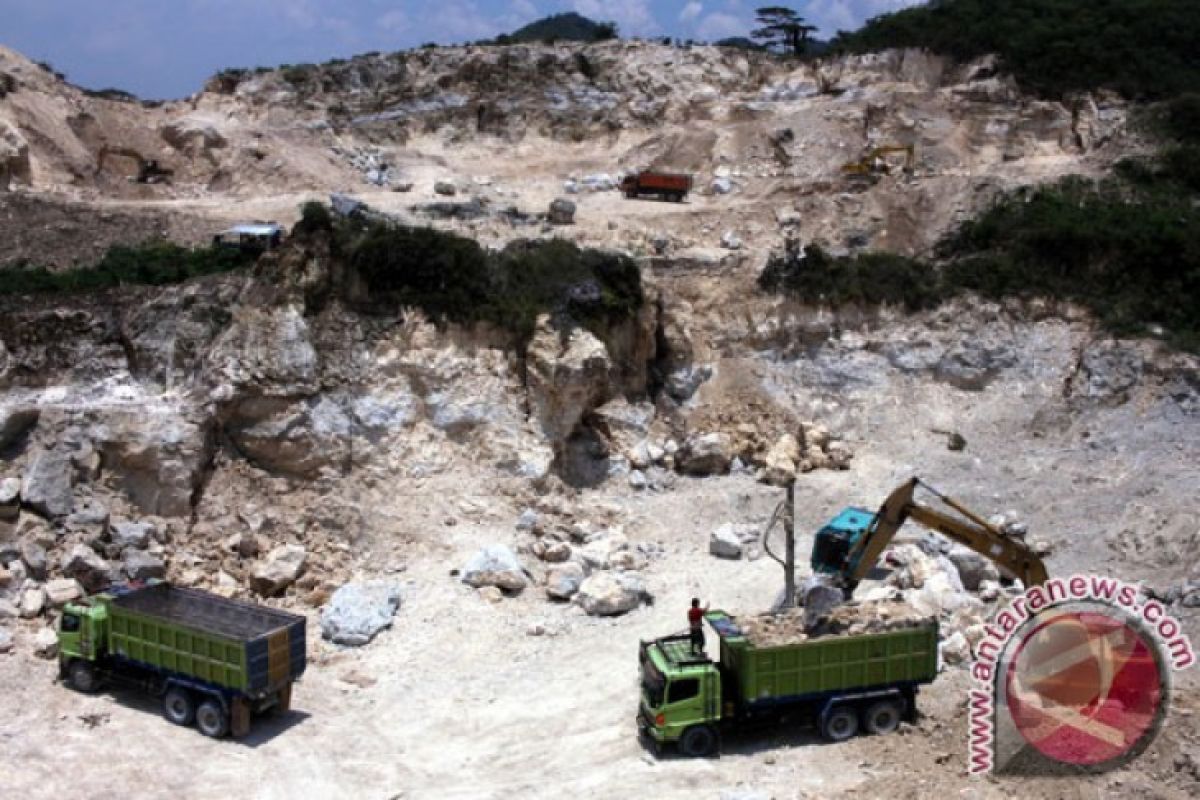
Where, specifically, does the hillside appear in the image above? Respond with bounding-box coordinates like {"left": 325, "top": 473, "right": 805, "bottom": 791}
{"left": 835, "top": 0, "right": 1200, "bottom": 99}
{"left": 499, "top": 12, "right": 618, "bottom": 44}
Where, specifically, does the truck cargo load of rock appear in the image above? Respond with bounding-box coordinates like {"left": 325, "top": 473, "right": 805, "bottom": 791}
{"left": 734, "top": 599, "right": 933, "bottom": 648}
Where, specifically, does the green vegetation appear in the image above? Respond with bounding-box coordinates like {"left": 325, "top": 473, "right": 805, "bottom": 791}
{"left": 760, "top": 165, "right": 1200, "bottom": 351}
{"left": 0, "top": 242, "right": 257, "bottom": 296}
{"left": 751, "top": 6, "right": 818, "bottom": 57}
{"left": 834, "top": 0, "right": 1200, "bottom": 100}
{"left": 759, "top": 246, "right": 939, "bottom": 311}
{"left": 332, "top": 217, "right": 642, "bottom": 341}
{"left": 493, "top": 13, "right": 618, "bottom": 45}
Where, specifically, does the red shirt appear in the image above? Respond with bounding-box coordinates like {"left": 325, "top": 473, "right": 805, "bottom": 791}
{"left": 688, "top": 607, "right": 704, "bottom": 627}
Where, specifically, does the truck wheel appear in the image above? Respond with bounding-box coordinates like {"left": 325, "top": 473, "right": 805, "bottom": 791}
{"left": 863, "top": 700, "right": 902, "bottom": 735}
{"left": 822, "top": 705, "right": 859, "bottom": 742}
{"left": 163, "top": 688, "right": 195, "bottom": 726}
{"left": 67, "top": 660, "right": 100, "bottom": 694}
{"left": 195, "top": 699, "right": 229, "bottom": 738}
{"left": 679, "top": 725, "right": 718, "bottom": 757}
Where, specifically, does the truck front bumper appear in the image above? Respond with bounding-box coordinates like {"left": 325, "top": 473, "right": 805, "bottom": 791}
{"left": 637, "top": 708, "right": 669, "bottom": 744}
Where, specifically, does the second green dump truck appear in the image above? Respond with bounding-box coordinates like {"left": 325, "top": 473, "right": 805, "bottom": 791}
{"left": 638, "top": 610, "right": 938, "bottom": 756}
{"left": 58, "top": 582, "right": 306, "bottom": 738}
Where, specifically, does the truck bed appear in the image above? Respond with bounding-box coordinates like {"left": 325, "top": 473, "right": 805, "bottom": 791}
{"left": 708, "top": 609, "right": 937, "bottom": 706}
{"left": 106, "top": 584, "right": 306, "bottom": 696}
{"left": 113, "top": 583, "right": 300, "bottom": 643}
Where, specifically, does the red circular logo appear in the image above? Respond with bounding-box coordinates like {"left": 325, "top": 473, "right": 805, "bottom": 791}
{"left": 1004, "top": 607, "right": 1166, "bottom": 766}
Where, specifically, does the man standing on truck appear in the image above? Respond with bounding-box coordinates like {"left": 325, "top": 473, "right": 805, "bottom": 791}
{"left": 688, "top": 598, "right": 708, "bottom": 653}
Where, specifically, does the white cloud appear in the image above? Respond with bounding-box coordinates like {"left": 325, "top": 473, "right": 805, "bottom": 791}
{"left": 697, "top": 12, "right": 746, "bottom": 42}
{"left": 680, "top": 2, "right": 703, "bottom": 24}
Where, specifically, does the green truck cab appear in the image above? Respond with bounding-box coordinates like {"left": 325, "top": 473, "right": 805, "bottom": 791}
{"left": 638, "top": 611, "right": 938, "bottom": 756}
{"left": 58, "top": 582, "right": 306, "bottom": 738}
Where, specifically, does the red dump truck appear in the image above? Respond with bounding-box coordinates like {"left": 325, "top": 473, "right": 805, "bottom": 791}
{"left": 620, "top": 171, "right": 692, "bottom": 202}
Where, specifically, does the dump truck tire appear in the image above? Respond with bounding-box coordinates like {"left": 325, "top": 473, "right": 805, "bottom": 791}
{"left": 822, "top": 705, "right": 859, "bottom": 742}
{"left": 196, "top": 699, "right": 229, "bottom": 738}
{"left": 863, "top": 700, "right": 902, "bottom": 735}
{"left": 67, "top": 660, "right": 100, "bottom": 694}
{"left": 163, "top": 688, "right": 195, "bottom": 726}
{"left": 679, "top": 725, "right": 718, "bottom": 757}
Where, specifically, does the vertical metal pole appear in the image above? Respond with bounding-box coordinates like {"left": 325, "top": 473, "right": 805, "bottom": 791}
{"left": 784, "top": 481, "right": 796, "bottom": 608}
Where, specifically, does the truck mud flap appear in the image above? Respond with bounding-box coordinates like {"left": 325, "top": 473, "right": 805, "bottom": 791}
{"left": 231, "top": 697, "right": 251, "bottom": 738}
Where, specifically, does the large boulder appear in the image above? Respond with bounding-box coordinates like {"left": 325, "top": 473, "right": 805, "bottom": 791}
{"left": 60, "top": 545, "right": 113, "bottom": 593}
{"left": 548, "top": 198, "right": 576, "bottom": 225}
{"left": 20, "top": 541, "right": 47, "bottom": 580}
{"left": 250, "top": 544, "right": 307, "bottom": 596}
{"left": 0, "top": 477, "right": 20, "bottom": 520}
{"left": 33, "top": 627, "right": 58, "bottom": 659}
{"left": 589, "top": 398, "right": 655, "bottom": 457}
{"left": 525, "top": 316, "right": 612, "bottom": 446}
{"left": 19, "top": 586, "right": 47, "bottom": 617}
{"left": 320, "top": 582, "right": 402, "bottom": 646}
{"left": 225, "top": 396, "right": 354, "bottom": 478}
{"left": 159, "top": 116, "right": 227, "bottom": 154}
{"left": 760, "top": 434, "right": 800, "bottom": 487}
{"left": 678, "top": 432, "right": 734, "bottom": 475}
{"left": 110, "top": 520, "right": 155, "bottom": 550}
{"left": 709, "top": 523, "right": 758, "bottom": 559}
{"left": 575, "top": 571, "right": 650, "bottom": 616}
{"left": 945, "top": 544, "right": 1001, "bottom": 591}
{"left": 461, "top": 545, "right": 528, "bottom": 592}
{"left": 545, "top": 562, "right": 586, "bottom": 600}
{"left": 123, "top": 551, "right": 166, "bottom": 581}
{"left": 21, "top": 446, "right": 74, "bottom": 518}
{"left": 43, "top": 579, "right": 81, "bottom": 608}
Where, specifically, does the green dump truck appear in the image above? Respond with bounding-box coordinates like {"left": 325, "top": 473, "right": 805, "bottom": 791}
{"left": 58, "top": 582, "right": 306, "bottom": 738}
{"left": 638, "top": 611, "right": 938, "bottom": 756}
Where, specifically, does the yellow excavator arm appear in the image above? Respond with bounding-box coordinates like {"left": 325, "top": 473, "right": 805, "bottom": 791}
{"left": 845, "top": 477, "right": 1049, "bottom": 589}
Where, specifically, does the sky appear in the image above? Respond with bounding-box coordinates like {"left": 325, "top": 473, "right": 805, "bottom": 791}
{"left": 0, "top": 0, "right": 922, "bottom": 99}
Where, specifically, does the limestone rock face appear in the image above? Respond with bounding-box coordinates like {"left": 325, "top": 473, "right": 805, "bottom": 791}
{"left": 525, "top": 316, "right": 612, "bottom": 447}
{"left": 94, "top": 411, "right": 212, "bottom": 518}
{"left": 21, "top": 446, "right": 74, "bottom": 518}
{"left": 0, "top": 119, "right": 31, "bottom": 190}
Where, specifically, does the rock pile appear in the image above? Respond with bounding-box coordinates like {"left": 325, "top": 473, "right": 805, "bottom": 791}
{"left": 503, "top": 506, "right": 659, "bottom": 616}
{"left": 734, "top": 599, "right": 932, "bottom": 647}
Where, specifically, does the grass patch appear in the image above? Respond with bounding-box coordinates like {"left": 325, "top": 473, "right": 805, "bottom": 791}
{"left": 0, "top": 241, "right": 257, "bottom": 296}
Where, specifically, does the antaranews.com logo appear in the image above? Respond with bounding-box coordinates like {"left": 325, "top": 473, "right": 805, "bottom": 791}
{"left": 967, "top": 574, "right": 1195, "bottom": 775}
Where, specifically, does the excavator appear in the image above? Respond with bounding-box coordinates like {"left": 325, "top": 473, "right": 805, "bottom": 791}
{"left": 757, "top": 476, "right": 1048, "bottom": 613}
{"left": 840, "top": 144, "right": 915, "bottom": 185}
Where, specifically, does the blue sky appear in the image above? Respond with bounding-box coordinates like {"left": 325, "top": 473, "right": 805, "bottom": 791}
{"left": 0, "top": 1, "right": 921, "bottom": 99}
